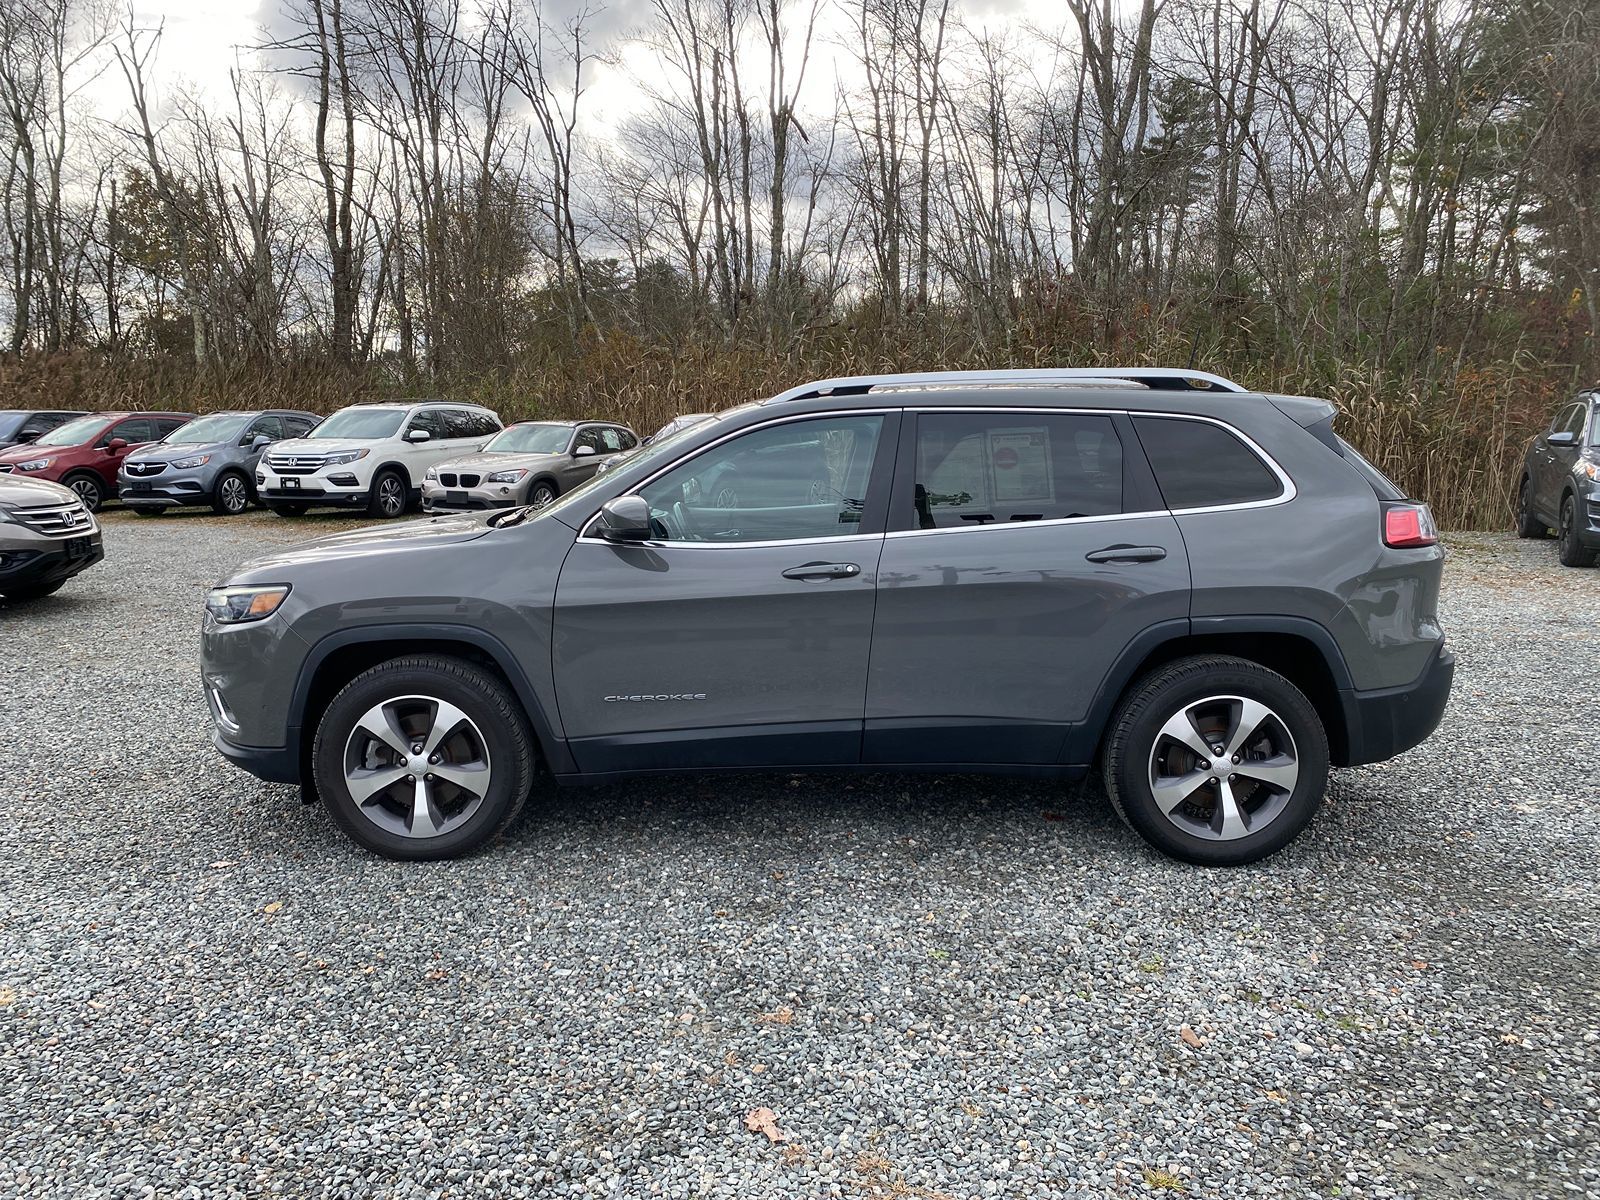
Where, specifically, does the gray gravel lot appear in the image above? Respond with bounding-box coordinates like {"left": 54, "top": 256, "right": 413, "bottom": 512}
{"left": 1, "top": 512, "right": 1596, "bottom": 1200}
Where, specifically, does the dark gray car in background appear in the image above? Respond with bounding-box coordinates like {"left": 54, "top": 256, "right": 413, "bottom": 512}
{"left": 120, "top": 409, "right": 321, "bottom": 515}
{"left": 0, "top": 410, "right": 87, "bottom": 451}
{"left": 200, "top": 368, "right": 1452, "bottom": 867}
{"left": 1516, "top": 388, "right": 1600, "bottom": 566}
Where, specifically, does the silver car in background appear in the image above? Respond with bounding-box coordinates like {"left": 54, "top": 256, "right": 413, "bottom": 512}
{"left": 422, "top": 420, "right": 637, "bottom": 512}
{"left": 120, "top": 409, "right": 321, "bottom": 515}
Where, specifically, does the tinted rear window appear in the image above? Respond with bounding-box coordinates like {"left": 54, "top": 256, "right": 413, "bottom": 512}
{"left": 1133, "top": 417, "right": 1282, "bottom": 509}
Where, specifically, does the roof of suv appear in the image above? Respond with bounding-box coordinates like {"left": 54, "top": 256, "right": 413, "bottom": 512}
{"left": 766, "top": 367, "right": 1248, "bottom": 405}
{"left": 349, "top": 400, "right": 497, "bottom": 411}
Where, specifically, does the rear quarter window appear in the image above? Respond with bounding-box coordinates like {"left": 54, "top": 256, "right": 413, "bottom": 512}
{"left": 1133, "top": 416, "right": 1283, "bottom": 510}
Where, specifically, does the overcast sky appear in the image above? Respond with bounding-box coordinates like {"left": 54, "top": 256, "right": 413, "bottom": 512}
{"left": 108, "top": 0, "right": 1069, "bottom": 138}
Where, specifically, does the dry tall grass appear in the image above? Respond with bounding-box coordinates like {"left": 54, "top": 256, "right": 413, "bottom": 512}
{"left": 0, "top": 341, "right": 1565, "bottom": 530}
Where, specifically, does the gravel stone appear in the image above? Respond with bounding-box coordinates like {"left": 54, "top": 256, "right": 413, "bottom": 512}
{"left": 0, "top": 515, "right": 1595, "bottom": 1198}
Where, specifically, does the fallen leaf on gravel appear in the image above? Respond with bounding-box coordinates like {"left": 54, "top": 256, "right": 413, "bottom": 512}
{"left": 744, "top": 1107, "right": 785, "bottom": 1142}
{"left": 1179, "top": 1024, "right": 1206, "bottom": 1049}
{"left": 757, "top": 1005, "right": 794, "bottom": 1026}
{"left": 1410, "top": 959, "right": 1428, "bottom": 970}
{"left": 0, "top": 986, "right": 16, "bottom": 1006}
{"left": 262, "top": 901, "right": 283, "bottom": 915}
{"left": 780, "top": 1142, "right": 807, "bottom": 1165}
{"left": 1500, "top": 1032, "right": 1523, "bottom": 1045}
{"left": 425, "top": 968, "right": 447, "bottom": 981}
{"left": 209, "top": 860, "right": 237, "bottom": 869}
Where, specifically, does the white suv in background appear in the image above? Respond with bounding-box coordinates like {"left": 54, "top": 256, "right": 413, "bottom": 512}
{"left": 256, "top": 402, "right": 502, "bottom": 518}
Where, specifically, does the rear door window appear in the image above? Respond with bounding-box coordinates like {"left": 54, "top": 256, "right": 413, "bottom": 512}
{"left": 111, "top": 418, "right": 156, "bottom": 445}
{"left": 1133, "top": 417, "right": 1283, "bottom": 510}
{"left": 908, "top": 412, "right": 1124, "bottom": 529}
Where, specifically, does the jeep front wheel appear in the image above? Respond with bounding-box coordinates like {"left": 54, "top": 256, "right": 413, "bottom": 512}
{"left": 312, "top": 655, "right": 538, "bottom": 859}
{"left": 1102, "top": 655, "right": 1329, "bottom": 866}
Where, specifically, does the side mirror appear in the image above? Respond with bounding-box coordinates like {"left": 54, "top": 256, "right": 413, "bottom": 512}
{"left": 406, "top": 428, "right": 432, "bottom": 443}
{"left": 106, "top": 437, "right": 128, "bottom": 453}
{"left": 250, "top": 435, "right": 273, "bottom": 451}
{"left": 1546, "top": 430, "right": 1578, "bottom": 447}
{"left": 595, "top": 495, "right": 652, "bottom": 542}
{"left": 573, "top": 444, "right": 596, "bottom": 458}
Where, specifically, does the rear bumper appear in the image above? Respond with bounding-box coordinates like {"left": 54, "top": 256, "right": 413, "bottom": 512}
{"left": 213, "top": 729, "right": 300, "bottom": 785}
{"left": 1339, "top": 644, "right": 1454, "bottom": 766}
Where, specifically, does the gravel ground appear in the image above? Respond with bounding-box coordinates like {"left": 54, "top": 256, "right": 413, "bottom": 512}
{"left": 0, "top": 513, "right": 1595, "bottom": 1200}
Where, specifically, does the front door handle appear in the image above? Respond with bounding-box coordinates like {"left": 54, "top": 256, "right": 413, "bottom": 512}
{"left": 1085, "top": 544, "right": 1167, "bottom": 564}
{"left": 782, "top": 561, "right": 861, "bottom": 580}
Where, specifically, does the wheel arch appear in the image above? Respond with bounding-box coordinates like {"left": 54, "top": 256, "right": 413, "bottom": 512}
{"left": 288, "top": 624, "right": 573, "bottom": 789}
{"left": 373, "top": 460, "right": 413, "bottom": 488}
{"left": 1070, "top": 617, "right": 1356, "bottom": 767}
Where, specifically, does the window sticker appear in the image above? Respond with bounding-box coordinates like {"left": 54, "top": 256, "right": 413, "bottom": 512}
{"left": 987, "top": 427, "right": 1053, "bottom": 503}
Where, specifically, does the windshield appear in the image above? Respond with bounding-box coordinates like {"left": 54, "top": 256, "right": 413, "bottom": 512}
{"left": 0, "top": 412, "right": 27, "bottom": 440}
{"left": 1589, "top": 404, "right": 1600, "bottom": 448}
{"left": 486, "top": 423, "right": 572, "bottom": 455}
{"left": 34, "top": 415, "right": 106, "bottom": 447}
{"left": 163, "top": 412, "right": 249, "bottom": 444}
{"left": 310, "top": 408, "right": 405, "bottom": 440}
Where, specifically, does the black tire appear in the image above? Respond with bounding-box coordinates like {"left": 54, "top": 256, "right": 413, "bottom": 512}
{"left": 1515, "top": 477, "right": 1548, "bottom": 538}
{"left": 264, "top": 501, "right": 309, "bottom": 517}
{"left": 211, "top": 470, "right": 252, "bottom": 515}
{"left": 1101, "top": 655, "right": 1330, "bottom": 867}
{"left": 1557, "top": 494, "right": 1598, "bottom": 567}
{"left": 1, "top": 579, "right": 65, "bottom": 601}
{"left": 527, "top": 478, "right": 558, "bottom": 508}
{"left": 367, "top": 469, "right": 408, "bottom": 518}
{"left": 63, "top": 473, "right": 104, "bottom": 512}
{"left": 312, "top": 654, "right": 538, "bottom": 860}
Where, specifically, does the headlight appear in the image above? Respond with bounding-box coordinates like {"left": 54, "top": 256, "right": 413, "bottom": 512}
{"left": 205, "top": 584, "right": 291, "bottom": 624}
{"left": 322, "top": 449, "right": 368, "bottom": 466}
{"left": 171, "top": 454, "right": 211, "bottom": 469}
{"left": 486, "top": 469, "right": 528, "bottom": 483}
{"left": 425, "top": 466, "right": 438, "bottom": 480}
{"left": 1581, "top": 461, "right": 1600, "bottom": 481}
{"left": 14, "top": 458, "right": 51, "bottom": 472}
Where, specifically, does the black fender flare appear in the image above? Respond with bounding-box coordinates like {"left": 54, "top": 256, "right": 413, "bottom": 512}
{"left": 287, "top": 622, "right": 574, "bottom": 775}
{"left": 1063, "top": 615, "right": 1355, "bottom": 763}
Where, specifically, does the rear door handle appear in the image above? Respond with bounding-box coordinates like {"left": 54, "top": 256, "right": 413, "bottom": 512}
{"left": 1085, "top": 544, "right": 1167, "bottom": 564}
{"left": 782, "top": 561, "right": 861, "bottom": 580}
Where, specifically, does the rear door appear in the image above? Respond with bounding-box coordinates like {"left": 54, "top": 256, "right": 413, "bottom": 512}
{"left": 1534, "top": 403, "right": 1581, "bottom": 520}
{"left": 864, "top": 408, "right": 1189, "bottom": 765}
{"left": 552, "top": 410, "right": 896, "bottom": 771}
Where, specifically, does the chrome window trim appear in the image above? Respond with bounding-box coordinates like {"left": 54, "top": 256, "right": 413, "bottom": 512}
{"left": 573, "top": 404, "right": 1294, "bottom": 546}
{"left": 576, "top": 407, "right": 894, "bottom": 545}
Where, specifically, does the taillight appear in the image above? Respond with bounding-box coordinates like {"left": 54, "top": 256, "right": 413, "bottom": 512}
{"left": 1382, "top": 502, "right": 1438, "bottom": 549}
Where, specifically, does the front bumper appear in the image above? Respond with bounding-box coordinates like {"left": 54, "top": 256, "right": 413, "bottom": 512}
{"left": 119, "top": 464, "right": 219, "bottom": 508}
{"left": 1339, "top": 643, "right": 1455, "bottom": 766}
{"left": 258, "top": 468, "right": 370, "bottom": 507}
{"left": 213, "top": 729, "right": 300, "bottom": 784}
{"left": 1577, "top": 486, "right": 1600, "bottom": 549}
{"left": 0, "top": 529, "right": 104, "bottom": 591}
{"left": 421, "top": 479, "right": 524, "bottom": 512}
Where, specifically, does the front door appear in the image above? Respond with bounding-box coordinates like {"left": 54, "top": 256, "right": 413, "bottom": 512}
{"left": 864, "top": 408, "right": 1190, "bottom": 765}
{"left": 552, "top": 411, "right": 897, "bottom": 772}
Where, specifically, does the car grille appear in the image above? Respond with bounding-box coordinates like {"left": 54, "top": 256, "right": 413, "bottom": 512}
{"left": 10, "top": 498, "right": 92, "bottom": 537}
{"left": 265, "top": 453, "right": 325, "bottom": 476}
{"left": 0, "top": 464, "right": 13, "bottom": 473}
{"left": 124, "top": 460, "right": 167, "bottom": 476}
{"left": 437, "top": 472, "right": 482, "bottom": 488}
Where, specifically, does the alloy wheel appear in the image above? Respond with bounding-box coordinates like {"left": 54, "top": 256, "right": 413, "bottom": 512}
{"left": 530, "top": 483, "right": 556, "bottom": 508}
{"left": 70, "top": 477, "right": 102, "bottom": 509}
{"left": 220, "top": 476, "right": 248, "bottom": 513}
{"left": 1147, "top": 695, "right": 1300, "bottom": 841}
{"left": 377, "top": 475, "right": 404, "bottom": 516}
{"left": 342, "top": 694, "right": 493, "bottom": 839}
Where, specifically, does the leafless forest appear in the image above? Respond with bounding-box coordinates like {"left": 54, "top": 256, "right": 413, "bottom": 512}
{"left": 2, "top": 0, "right": 1597, "bottom": 526}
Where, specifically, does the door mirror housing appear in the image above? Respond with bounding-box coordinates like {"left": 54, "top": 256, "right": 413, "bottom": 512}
{"left": 250, "top": 435, "right": 273, "bottom": 451}
{"left": 1546, "top": 430, "right": 1578, "bottom": 447}
{"left": 406, "top": 428, "right": 432, "bottom": 443}
{"left": 105, "top": 437, "right": 128, "bottom": 453}
{"left": 573, "top": 444, "right": 596, "bottom": 458}
{"left": 595, "top": 495, "right": 652, "bottom": 542}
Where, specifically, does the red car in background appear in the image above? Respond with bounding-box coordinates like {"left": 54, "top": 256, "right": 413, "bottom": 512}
{"left": 0, "top": 411, "right": 192, "bottom": 511}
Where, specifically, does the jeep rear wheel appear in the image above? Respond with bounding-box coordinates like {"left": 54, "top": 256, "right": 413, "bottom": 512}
{"left": 1102, "top": 655, "right": 1329, "bottom": 866}
{"left": 312, "top": 655, "right": 538, "bottom": 859}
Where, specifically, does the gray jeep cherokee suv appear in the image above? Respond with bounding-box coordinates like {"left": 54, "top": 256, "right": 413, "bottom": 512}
{"left": 201, "top": 369, "right": 1453, "bottom": 866}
